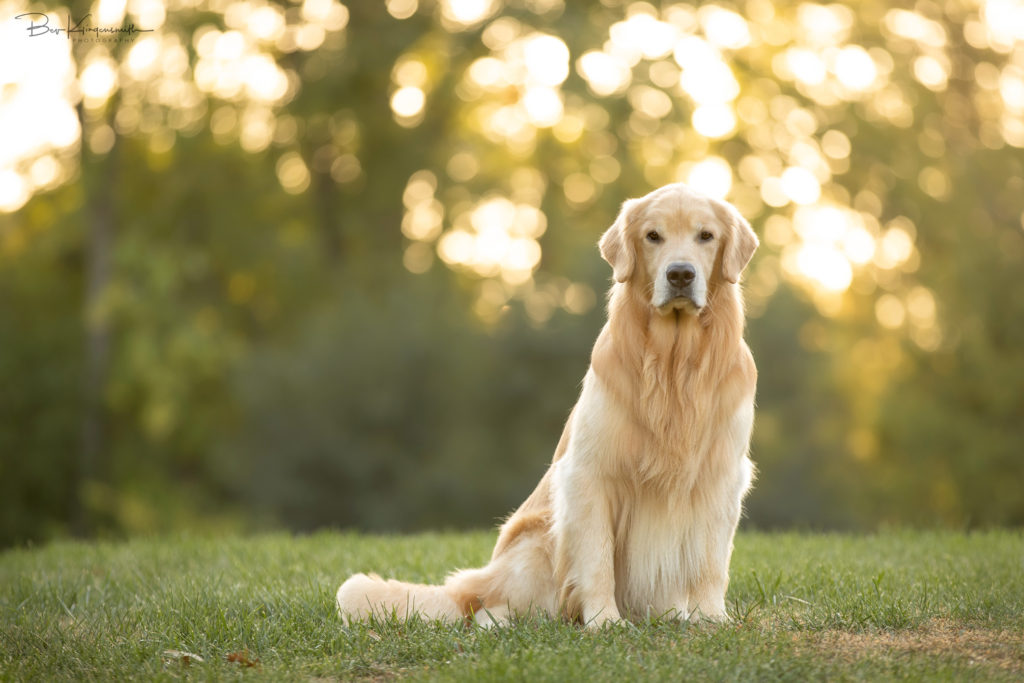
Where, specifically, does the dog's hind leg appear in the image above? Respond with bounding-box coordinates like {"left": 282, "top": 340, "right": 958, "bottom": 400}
{"left": 448, "top": 525, "right": 558, "bottom": 626}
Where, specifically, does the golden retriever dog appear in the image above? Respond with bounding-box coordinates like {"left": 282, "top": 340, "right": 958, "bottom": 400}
{"left": 337, "top": 182, "right": 759, "bottom": 628}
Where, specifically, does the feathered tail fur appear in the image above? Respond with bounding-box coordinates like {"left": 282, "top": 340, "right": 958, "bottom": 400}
{"left": 336, "top": 567, "right": 492, "bottom": 624}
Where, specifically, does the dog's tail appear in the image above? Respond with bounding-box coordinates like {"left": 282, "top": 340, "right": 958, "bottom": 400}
{"left": 336, "top": 567, "right": 492, "bottom": 624}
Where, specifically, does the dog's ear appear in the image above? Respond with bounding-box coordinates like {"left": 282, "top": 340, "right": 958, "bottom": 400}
{"left": 712, "top": 198, "right": 759, "bottom": 284}
{"left": 599, "top": 198, "right": 643, "bottom": 283}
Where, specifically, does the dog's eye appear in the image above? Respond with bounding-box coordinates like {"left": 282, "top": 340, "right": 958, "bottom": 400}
{"left": 646, "top": 231, "right": 662, "bottom": 244}
{"left": 699, "top": 230, "right": 714, "bottom": 242}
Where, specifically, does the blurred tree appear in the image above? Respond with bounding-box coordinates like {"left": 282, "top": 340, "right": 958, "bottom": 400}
{"left": 1, "top": 0, "right": 1022, "bottom": 544}
{"left": 219, "top": 269, "right": 601, "bottom": 531}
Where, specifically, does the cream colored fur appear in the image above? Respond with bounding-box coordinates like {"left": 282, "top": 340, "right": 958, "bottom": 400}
{"left": 337, "top": 182, "right": 759, "bottom": 629}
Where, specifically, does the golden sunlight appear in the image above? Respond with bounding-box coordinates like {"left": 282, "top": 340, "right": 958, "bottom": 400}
{"left": 391, "top": 86, "right": 426, "bottom": 124}
{"left": 521, "top": 87, "right": 563, "bottom": 128}
{"left": 699, "top": 5, "right": 750, "bottom": 50}
{"left": 692, "top": 104, "right": 736, "bottom": 139}
{"left": 387, "top": 0, "right": 418, "bottom": 20}
{"left": 521, "top": 34, "right": 570, "bottom": 87}
{"left": 833, "top": 46, "right": 878, "bottom": 93}
{"left": 778, "top": 203, "right": 892, "bottom": 296}
{"left": 682, "top": 157, "right": 732, "bottom": 199}
{"left": 435, "top": 195, "right": 545, "bottom": 284}
{"left": 577, "top": 51, "right": 632, "bottom": 96}
{"left": 80, "top": 53, "right": 120, "bottom": 108}
{"left": 610, "top": 12, "right": 678, "bottom": 62}
{"left": 276, "top": 152, "right": 311, "bottom": 194}
{"left": 780, "top": 166, "right": 821, "bottom": 205}
{"left": 96, "top": 0, "right": 126, "bottom": 25}
{"left": 0, "top": 170, "right": 30, "bottom": 214}
{"left": 0, "top": 6, "right": 79, "bottom": 212}
{"left": 675, "top": 37, "right": 739, "bottom": 105}
{"left": 979, "top": 0, "right": 1024, "bottom": 53}
{"left": 441, "top": 0, "right": 499, "bottom": 29}
{"left": 789, "top": 244, "right": 853, "bottom": 294}
{"left": 0, "top": 0, "right": 1014, "bottom": 324}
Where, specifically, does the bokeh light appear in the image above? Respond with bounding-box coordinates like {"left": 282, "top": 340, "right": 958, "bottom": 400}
{"left": 2, "top": 0, "right": 1022, "bottom": 546}
{"left": 577, "top": 51, "right": 632, "bottom": 96}
{"left": 683, "top": 157, "right": 732, "bottom": 200}
{"left": 441, "top": 0, "right": 498, "bottom": 29}
{"left": 1, "top": 0, "right": 1019, "bottom": 338}
{"left": 391, "top": 87, "right": 426, "bottom": 118}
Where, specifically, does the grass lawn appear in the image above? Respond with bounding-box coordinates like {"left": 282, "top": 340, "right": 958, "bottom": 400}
{"left": 1, "top": 529, "right": 1022, "bottom": 681}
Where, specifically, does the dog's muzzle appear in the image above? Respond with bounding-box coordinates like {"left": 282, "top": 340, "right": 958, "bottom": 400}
{"left": 666, "top": 263, "right": 696, "bottom": 292}
{"left": 664, "top": 262, "right": 703, "bottom": 308}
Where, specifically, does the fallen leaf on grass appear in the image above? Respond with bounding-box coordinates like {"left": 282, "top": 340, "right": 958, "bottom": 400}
{"left": 162, "top": 650, "right": 204, "bottom": 666}
{"left": 226, "top": 650, "right": 261, "bottom": 668}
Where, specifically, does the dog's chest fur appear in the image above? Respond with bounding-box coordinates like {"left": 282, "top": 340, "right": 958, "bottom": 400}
{"left": 586, "top": 282, "right": 756, "bottom": 616}
{"left": 592, "top": 283, "right": 750, "bottom": 488}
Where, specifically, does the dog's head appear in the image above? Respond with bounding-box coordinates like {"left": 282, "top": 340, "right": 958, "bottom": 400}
{"left": 599, "top": 183, "right": 758, "bottom": 316}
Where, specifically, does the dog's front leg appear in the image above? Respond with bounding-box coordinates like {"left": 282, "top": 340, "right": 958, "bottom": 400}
{"left": 687, "top": 513, "right": 737, "bottom": 622}
{"left": 552, "top": 457, "right": 621, "bottom": 629}
{"left": 690, "top": 404, "right": 756, "bottom": 622}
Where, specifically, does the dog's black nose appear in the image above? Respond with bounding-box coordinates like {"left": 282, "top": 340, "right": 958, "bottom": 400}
{"left": 666, "top": 263, "right": 696, "bottom": 288}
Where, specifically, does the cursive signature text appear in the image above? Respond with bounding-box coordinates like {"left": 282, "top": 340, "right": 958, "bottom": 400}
{"left": 15, "top": 12, "right": 154, "bottom": 39}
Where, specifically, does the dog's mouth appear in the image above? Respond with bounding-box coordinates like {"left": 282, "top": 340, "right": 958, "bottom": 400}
{"left": 655, "top": 294, "right": 703, "bottom": 316}
{"left": 653, "top": 264, "right": 706, "bottom": 316}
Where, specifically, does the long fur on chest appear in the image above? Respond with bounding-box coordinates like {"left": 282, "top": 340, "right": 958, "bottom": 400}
{"left": 590, "top": 279, "right": 751, "bottom": 492}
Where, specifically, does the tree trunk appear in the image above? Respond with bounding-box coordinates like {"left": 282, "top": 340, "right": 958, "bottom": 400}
{"left": 74, "top": 109, "right": 117, "bottom": 537}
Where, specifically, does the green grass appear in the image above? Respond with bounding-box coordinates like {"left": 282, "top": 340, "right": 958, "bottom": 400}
{"left": 1, "top": 530, "right": 1022, "bottom": 681}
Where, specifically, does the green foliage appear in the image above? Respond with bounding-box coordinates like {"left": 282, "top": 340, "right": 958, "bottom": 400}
{"left": 1, "top": 0, "right": 1023, "bottom": 542}
{"left": 221, "top": 272, "right": 599, "bottom": 531}
{"left": 1, "top": 531, "right": 1022, "bottom": 680}
{"left": 0, "top": 210, "right": 83, "bottom": 544}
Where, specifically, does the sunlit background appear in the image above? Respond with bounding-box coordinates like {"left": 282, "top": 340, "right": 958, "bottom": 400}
{"left": 2, "top": 0, "right": 1023, "bottom": 545}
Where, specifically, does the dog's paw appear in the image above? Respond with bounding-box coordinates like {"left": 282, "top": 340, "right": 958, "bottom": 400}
{"left": 689, "top": 608, "right": 732, "bottom": 625}
{"left": 473, "top": 605, "right": 511, "bottom": 629}
{"left": 583, "top": 607, "right": 623, "bottom": 630}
